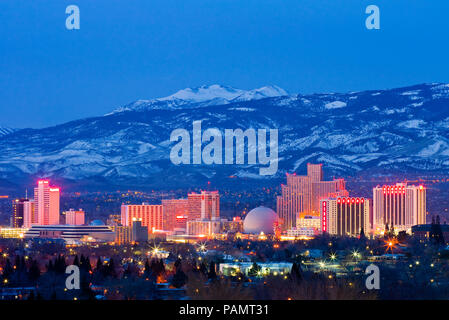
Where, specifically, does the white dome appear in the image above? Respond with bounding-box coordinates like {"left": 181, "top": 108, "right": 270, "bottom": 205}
{"left": 243, "top": 206, "right": 278, "bottom": 234}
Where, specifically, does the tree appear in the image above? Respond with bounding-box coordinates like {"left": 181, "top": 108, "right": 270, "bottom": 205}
{"left": 96, "top": 257, "right": 102, "bottom": 272}
{"left": 28, "top": 260, "right": 40, "bottom": 283}
{"left": 172, "top": 259, "right": 187, "bottom": 288}
{"left": 199, "top": 262, "right": 208, "bottom": 275}
{"left": 73, "top": 255, "right": 79, "bottom": 266}
{"left": 430, "top": 215, "right": 445, "bottom": 246}
{"left": 290, "top": 262, "right": 302, "bottom": 283}
{"left": 2, "top": 259, "right": 14, "bottom": 283}
{"left": 360, "top": 227, "right": 366, "bottom": 240}
{"left": 248, "top": 262, "right": 262, "bottom": 277}
{"left": 208, "top": 261, "right": 217, "bottom": 280}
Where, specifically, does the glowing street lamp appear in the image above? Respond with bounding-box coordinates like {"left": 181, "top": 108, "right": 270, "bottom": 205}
{"left": 351, "top": 250, "right": 361, "bottom": 260}
{"left": 384, "top": 237, "right": 398, "bottom": 253}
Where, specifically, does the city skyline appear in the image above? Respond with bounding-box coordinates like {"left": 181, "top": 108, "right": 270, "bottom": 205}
{"left": 1, "top": 164, "right": 431, "bottom": 239}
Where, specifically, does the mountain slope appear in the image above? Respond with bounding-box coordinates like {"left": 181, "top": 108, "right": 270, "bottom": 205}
{"left": 1, "top": 83, "right": 449, "bottom": 190}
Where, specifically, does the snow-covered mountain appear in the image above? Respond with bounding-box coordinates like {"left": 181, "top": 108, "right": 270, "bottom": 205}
{"left": 109, "top": 84, "right": 288, "bottom": 114}
{"left": 1, "top": 83, "right": 449, "bottom": 190}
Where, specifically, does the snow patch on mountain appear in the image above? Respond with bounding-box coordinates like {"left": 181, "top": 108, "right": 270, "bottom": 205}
{"left": 325, "top": 101, "right": 347, "bottom": 109}
{"left": 398, "top": 119, "right": 426, "bottom": 129}
{"left": 108, "top": 84, "right": 288, "bottom": 114}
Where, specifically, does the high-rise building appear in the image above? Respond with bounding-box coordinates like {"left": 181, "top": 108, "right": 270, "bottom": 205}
{"left": 34, "top": 180, "right": 60, "bottom": 225}
{"left": 132, "top": 219, "right": 149, "bottom": 242}
{"left": 112, "top": 225, "right": 132, "bottom": 245}
{"left": 65, "top": 209, "right": 85, "bottom": 225}
{"left": 320, "top": 197, "right": 370, "bottom": 237}
{"left": 120, "top": 203, "right": 163, "bottom": 233}
{"left": 373, "top": 183, "right": 426, "bottom": 233}
{"left": 277, "top": 164, "right": 348, "bottom": 230}
{"left": 186, "top": 220, "right": 222, "bottom": 236}
{"left": 11, "top": 198, "right": 29, "bottom": 227}
{"left": 162, "top": 199, "right": 188, "bottom": 231}
{"left": 188, "top": 191, "right": 220, "bottom": 221}
{"left": 23, "top": 199, "right": 35, "bottom": 228}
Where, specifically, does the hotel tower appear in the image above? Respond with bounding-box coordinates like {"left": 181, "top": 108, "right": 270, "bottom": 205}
{"left": 373, "top": 183, "right": 426, "bottom": 233}
{"left": 34, "top": 180, "right": 60, "bottom": 225}
{"left": 277, "top": 163, "right": 348, "bottom": 230}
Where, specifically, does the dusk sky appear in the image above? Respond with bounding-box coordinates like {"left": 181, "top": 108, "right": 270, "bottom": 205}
{"left": 0, "top": 0, "right": 448, "bottom": 128}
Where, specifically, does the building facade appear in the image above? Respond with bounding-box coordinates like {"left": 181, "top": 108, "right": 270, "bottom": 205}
{"left": 111, "top": 225, "right": 132, "bottom": 245}
{"left": 120, "top": 203, "right": 163, "bottom": 233}
{"left": 11, "top": 198, "right": 28, "bottom": 227}
{"left": 277, "top": 163, "right": 348, "bottom": 230}
{"left": 188, "top": 191, "right": 220, "bottom": 221}
{"left": 161, "top": 199, "right": 188, "bottom": 231}
{"left": 23, "top": 199, "right": 35, "bottom": 228}
{"left": 320, "top": 197, "right": 370, "bottom": 237}
{"left": 34, "top": 180, "right": 60, "bottom": 225}
{"left": 186, "top": 220, "right": 222, "bottom": 236}
{"left": 373, "top": 183, "right": 426, "bottom": 232}
{"left": 65, "top": 209, "right": 85, "bottom": 225}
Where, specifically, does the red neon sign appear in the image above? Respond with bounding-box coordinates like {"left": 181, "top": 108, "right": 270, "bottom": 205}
{"left": 322, "top": 201, "right": 327, "bottom": 232}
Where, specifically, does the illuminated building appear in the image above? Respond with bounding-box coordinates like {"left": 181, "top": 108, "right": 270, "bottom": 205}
{"left": 286, "top": 215, "right": 321, "bottom": 237}
{"left": 243, "top": 207, "right": 278, "bottom": 234}
{"left": 23, "top": 199, "right": 36, "bottom": 228}
{"left": 11, "top": 198, "right": 29, "bottom": 227}
{"left": 186, "top": 220, "right": 221, "bottom": 236}
{"left": 277, "top": 163, "right": 348, "bottom": 230}
{"left": 162, "top": 199, "right": 188, "bottom": 231}
{"left": 107, "top": 214, "right": 121, "bottom": 226}
{"left": 34, "top": 180, "right": 60, "bottom": 225}
{"left": 219, "top": 262, "right": 293, "bottom": 277}
{"left": 220, "top": 217, "right": 244, "bottom": 233}
{"left": 297, "top": 215, "right": 321, "bottom": 229}
{"left": 121, "top": 203, "right": 163, "bottom": 233}
{"left": 412, "top": 223, "right": 449, "bottom": 240}
{"left": 373, "top": 183, "right": 426, "bottom": 232}
{"left": 64, "top": 209, "right": 85, "bottom": 225}
{"left": 107, "top": 214, "right": 131, "bottom": 244}
{"left": 320, "top": 197, "right": 370, "bottom": 237}
{"left": 188, "top": 191, "right": 219, "bottom": 221}
{"left": 286, "top": 227, "right": 316, "bottom": 237}
{"left": 111, "top": 225, "right": 132, "bottom": 245}
{"left": 132, "top": 219, "right": 149, "bottom": 242}
{"left": 0, "top": 227, "right": 27, "bottom": 239}
{"left": 24, "top": 224, "right": 114, "bottom": 244}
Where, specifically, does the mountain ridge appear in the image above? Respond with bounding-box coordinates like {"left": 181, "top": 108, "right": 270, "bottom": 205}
{"left": 1, "top": 82, "right": 449, "bottom": 190}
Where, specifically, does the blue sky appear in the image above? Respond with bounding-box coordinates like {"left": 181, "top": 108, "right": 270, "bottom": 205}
{"left": 0, "top": 0, "right": 448, "bottom": 128}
